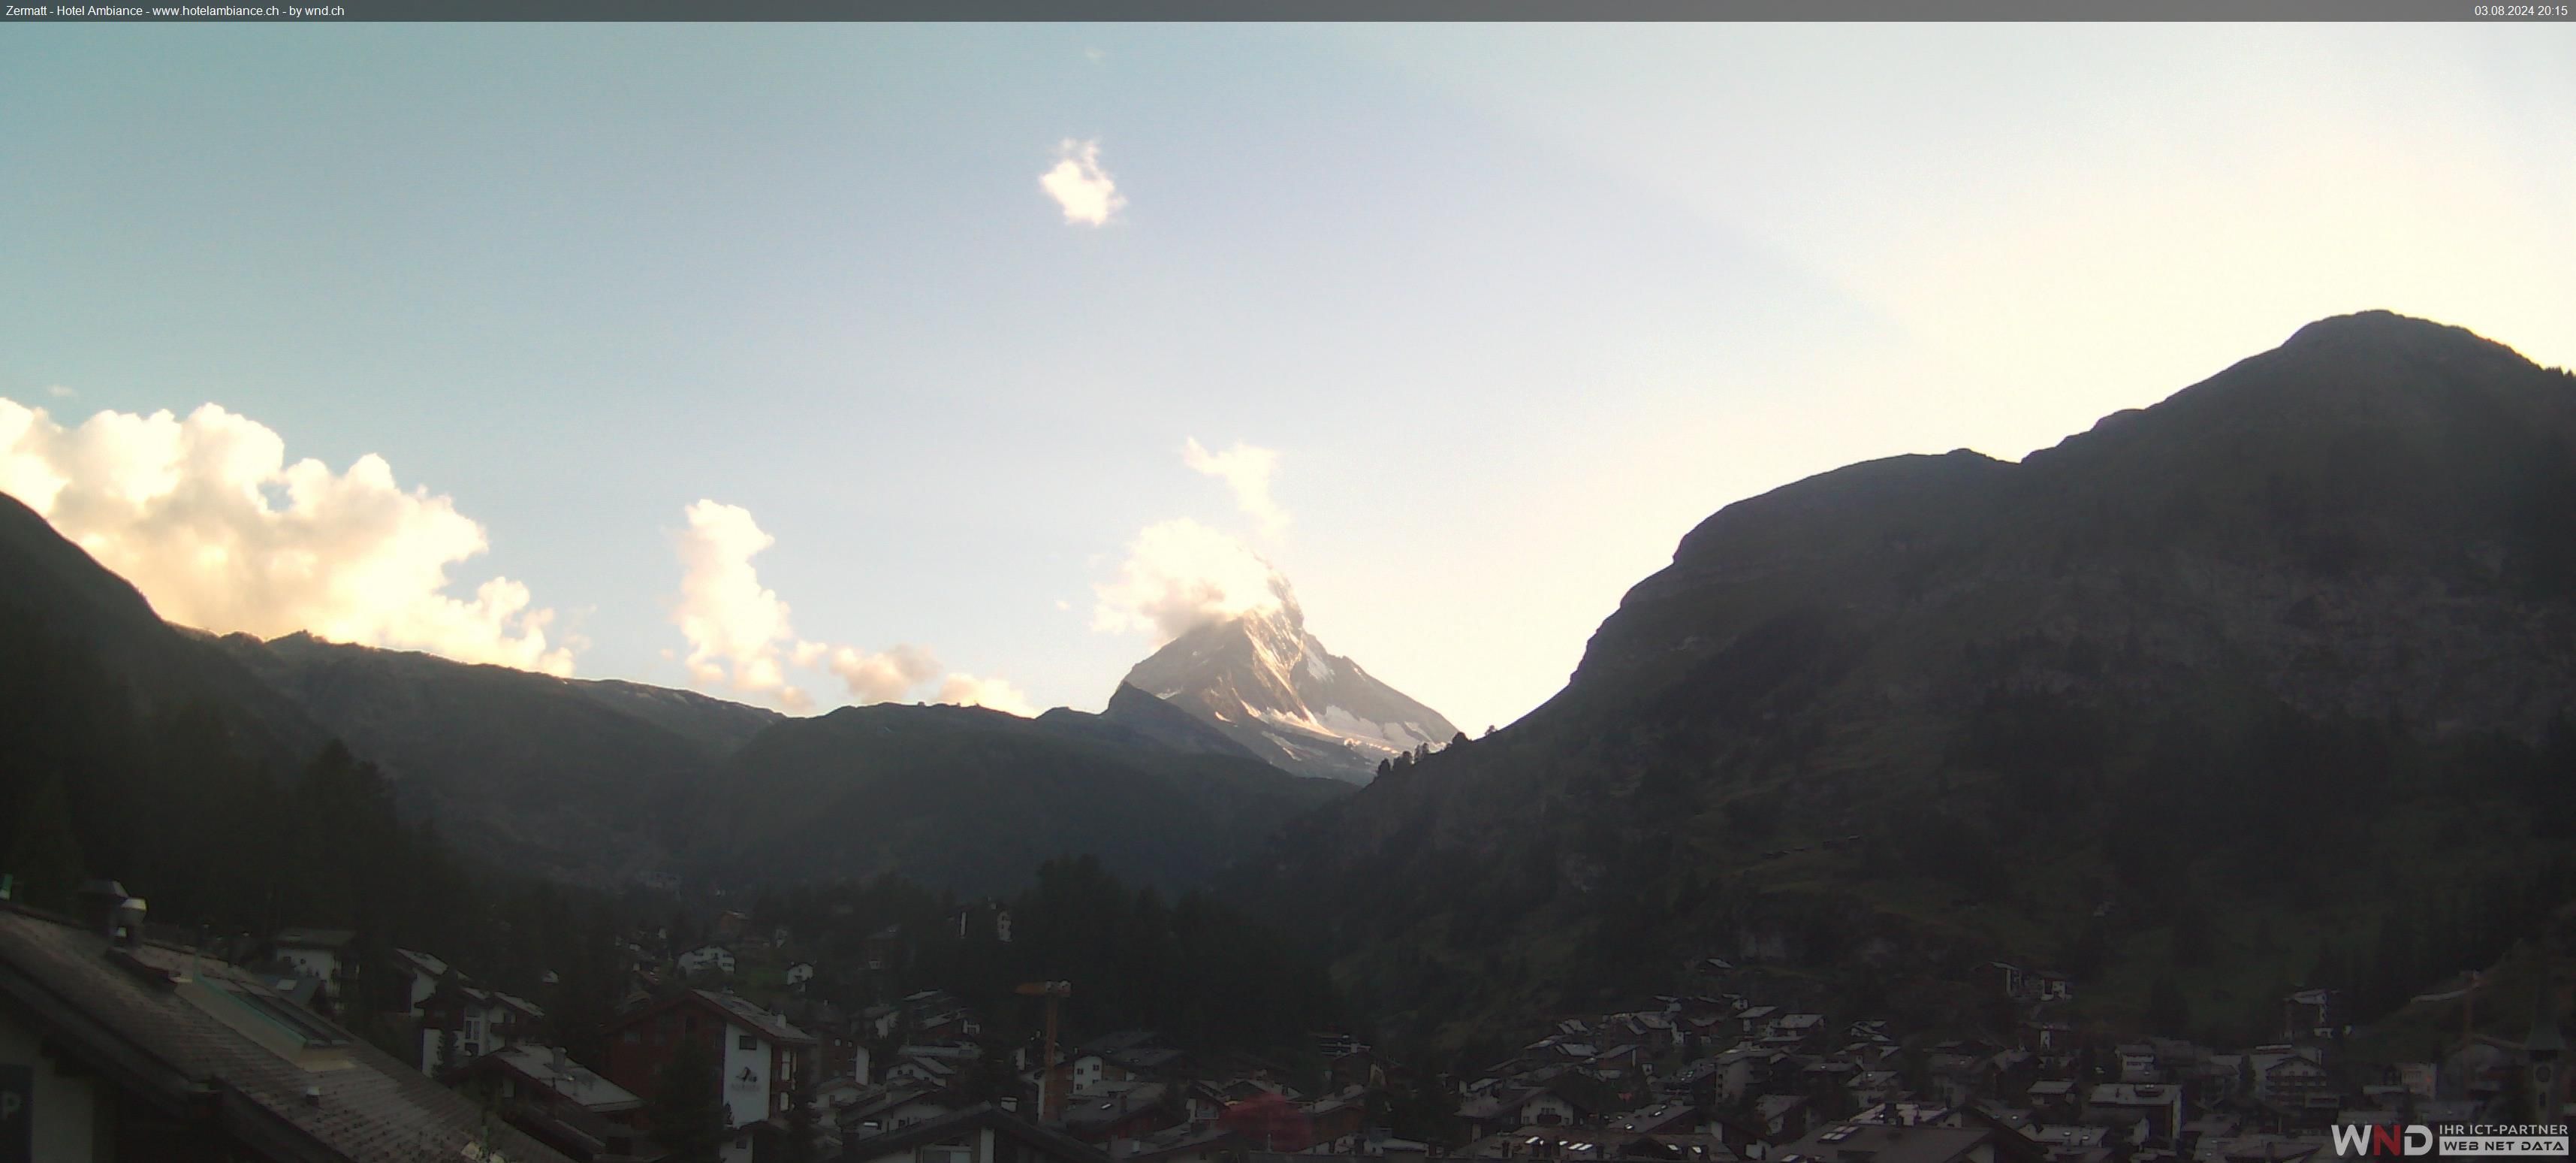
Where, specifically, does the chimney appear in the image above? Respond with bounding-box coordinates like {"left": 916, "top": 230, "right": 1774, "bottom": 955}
{"left": 115, "top": 897, "right": 148, "bottom": 947}
{"left": 75, "top": 878, "right": 128, "bottom": 935}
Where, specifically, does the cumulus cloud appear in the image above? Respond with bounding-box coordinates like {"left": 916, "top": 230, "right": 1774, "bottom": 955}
{"left": 1092, "top": 518, "right": 1293, "bottom": 644}
{"left": 669, "top": 499, "right": 1033, "bottom": 715}
{"left": 936, "top": 673, "right": 1036, "bottom": 717}
{"left": 0, "top": 397, "right": 572, "bottom": 674}
{"left": 1183, "top": 437, "right": 1288, "bottom": 536}
{"left": 1040, "top": 139, "right": 1126, "bottom": 227}
{"left": 671, "top": 500, "right": 808, "bottom": 705}
{"left": 828, "top": 644, "right": 942, "bottom": 704}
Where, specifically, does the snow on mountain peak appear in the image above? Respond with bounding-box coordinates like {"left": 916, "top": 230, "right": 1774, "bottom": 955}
{"left": 1115, "top": 596, "right": 1457, "bottom": 784}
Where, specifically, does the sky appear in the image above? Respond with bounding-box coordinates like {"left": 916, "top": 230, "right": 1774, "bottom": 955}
{"left": 3, "top": 24, "right": 2571, "bottom": 730}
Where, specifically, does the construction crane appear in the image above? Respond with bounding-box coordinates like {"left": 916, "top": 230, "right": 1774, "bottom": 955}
{"left": 1015, "top": 980, "right": 1072, "bottom": 1123}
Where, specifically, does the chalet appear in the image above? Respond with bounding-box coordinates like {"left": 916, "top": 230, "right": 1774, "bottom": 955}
{"left": 272, "top": 926, "right": 358, "bottom": 1005}
{"left": 0, "top": 899, "right": 574, "bottom": 1162}
{"left": 1765, "top": 1013, "right": 1826, "bottom": 1048}
{"left": 2249, "top": 1048, "right": 2335, "bottom": 1114}
{"left": 889, "top": 1053, "right": 961, "bottom": 1089}
{"left": 1304, "top": 1091, "right": 1368, "bottom": 1152}
{"left": 1060, "top": 1081, "right": 1181, "bottom": 1145}
{"left": 2117, "top": 1044, "right": 2160, "bottom": 1083}
{"left": 417, "top": 983, "right": 545, "bottom": 1073}
{"left": 2282, "top": 989, "right": 2336, "bottom": 1042}
{"left": 1983, "top": 962, "right": 2074, "bottom": 1004}
{"left": 602, "top": 989, "right": 819, "bottom": 1133}
{"left": 679, "top": 944, "right": 738, "bottom": 977}
{"left": 2087, "top": 1082, "right": 2185, "bottom": 1144}
{"left": 391, "top": 947, "right": 450, "bottom": 1016}
{"left": 1754, "top": 1094, "right": 1811, "bottom": 1143}
{"left": 443, "top": 1043, "right": 649, "bottom": 1161}
{"left": 839, "top": 1081, "right": 960, "bottom": 1139}
{"left": 834, "top": 1101, "right": 1110, "bottom": 1163}
{"left": 2025, "top": 1079, "right": 2078, "bottom": 1121}
{"left": 950, "top": 901, "right": 1015, "bottom": 944}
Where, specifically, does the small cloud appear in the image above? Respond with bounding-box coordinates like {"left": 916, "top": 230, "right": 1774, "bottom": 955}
{"left": 1040, "top": 139, "right": 1126, "bottom": 227}
{"left": 829, "top": 644, "right": 942, "bottom": 704}
{"left": 1093, "top": 518, "right": 1293, "bottom": 644}
{"left": 664, "top": 501, "right": 1031, "bottom": 714}
{"left": 44, "top": 385, "right": 75, "bottom": 399}
{"left": 937, "top": 672, "right": 1036, "bottom": 717}
{"left": 1054, "top": 598, "right": 1072, "bottom": 612}
{"left": 1084, "top": 47, "right": 1106, "bottom": 64}
{"left": 1183, "top": 437, "right": 1288, "bottom": 536}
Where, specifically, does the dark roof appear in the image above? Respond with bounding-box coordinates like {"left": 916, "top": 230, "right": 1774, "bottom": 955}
{"left": 1778, "top": 1123, "right": 1997, "bottom": 1163}
{"left": 605, "top": 989, "right": 818, "bottom": 1047}
{"left": 835, "top": 1102, "right": 1112, "bottom": 1163}
{"left": 273, "top": 927, "right": 359, "bottom": 950}
{"left": 0, "top": 903, "right": 572, "bottom": 1163}
{"left": 1079, "top": 1029, "right": 1167, "bottom": 1056}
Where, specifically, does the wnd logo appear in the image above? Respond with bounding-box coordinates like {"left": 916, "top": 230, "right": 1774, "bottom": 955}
{"left": 2329, "top": 1124, "right": 2436, "bottom": 1156}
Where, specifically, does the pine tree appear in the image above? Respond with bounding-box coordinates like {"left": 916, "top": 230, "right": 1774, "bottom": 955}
{"left": 2148, "top": 974, "right": 2191, "bottom": 1036}
{"left": 650, "top": 1033, "right": 728, "bottom": 1163}
{"left": 780, "top": 1092, "right": 820, "bottom": 1163}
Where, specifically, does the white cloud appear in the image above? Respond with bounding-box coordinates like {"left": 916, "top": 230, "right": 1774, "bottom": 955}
{"left": 937, "top": 672, "right": 1036, "bottom": 717}
{"left": 1039, "top": 139, "right": 1127, "bottom": 227}
{"left": 828, "top": 643, "right": 942, "bottom": 703}
{"left": 1183, "top": 437, "right": 1288, "bottom": 536}
{"left": 0, "top": 397, "right": 572, "bottom": 674}
{"left": 669, "top": 500, "right": 1032, "bottom": 716}
{"left": 671, "top": 500, "right": 808, "bottom": 704}
{"left": 44, "top": 385, "right": 75, "bottom": 399}
{"left": 1092, "top": 518, "right": 1292, "bottom": 644}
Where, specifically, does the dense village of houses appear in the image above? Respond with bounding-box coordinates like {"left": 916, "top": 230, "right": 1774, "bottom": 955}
{"left": 251, "top": 908, "right": 2576, "bottom": 1163}
{"left": 5, "top": 884, "right": 2571, "bottom": 1163}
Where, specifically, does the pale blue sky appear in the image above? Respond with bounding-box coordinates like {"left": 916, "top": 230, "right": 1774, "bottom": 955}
{"left": 4, "top": 25, "right": 2571, "bottom": 730}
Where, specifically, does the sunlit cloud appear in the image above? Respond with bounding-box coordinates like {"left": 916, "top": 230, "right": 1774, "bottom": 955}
{"left": 937, "top": 672, "right": 1036, "bottom": 717}
{"left": 0, "top": 397, "right": 573, "bottom": 674}
{"left": 671, "top": 500, "right": 807, "bottom": 705}
{"left": 44, "top": 385, "right": 75, "bottom": 400}
{"left": 829, "top": 643, "right": 942, "bottom": 704}
{"left": 1040, "top": 139, "right": 1126, "bottom": 227}
{"left": 669, "top": 499, "right": 1031, "bottom": 715}
{"left": 1093, "top": 518, "right": 1292, "bottom": 645}
{"left": 1184, "top": 437, "right": 1288, "bottom": 536}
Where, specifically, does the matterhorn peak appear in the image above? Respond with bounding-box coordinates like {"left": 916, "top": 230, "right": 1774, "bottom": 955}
{"left": 1112, "top": 595, "right": 1458, "bottom": 784}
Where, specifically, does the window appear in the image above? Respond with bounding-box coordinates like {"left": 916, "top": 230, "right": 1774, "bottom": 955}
{"left": 740, "top": 1033, "right": 759, "bottom": 1051}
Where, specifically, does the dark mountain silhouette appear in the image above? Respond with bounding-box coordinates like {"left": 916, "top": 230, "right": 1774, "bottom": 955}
{"left": 678, "top": 700, "right": 1351, "bottom": 897}
{"left": 0, "top": 492, "right": 330, "bottom": 771}
{"left": 1249, "top": 312, "right": 2576, "bottom": 1050}
{"left": 211, "top": 633, "right": 784, "bottom": 884}
{"left": 1, "top": 489, "right": 1351, "bottom": 897}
